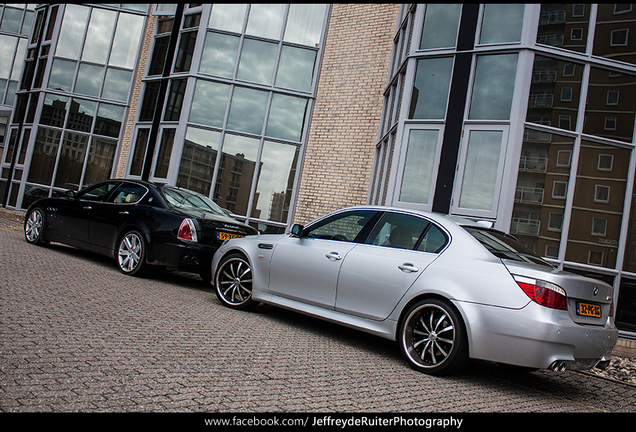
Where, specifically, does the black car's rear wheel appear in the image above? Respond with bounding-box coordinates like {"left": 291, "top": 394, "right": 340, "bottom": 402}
{"left": 215, "top": 253, "right": 258, "bottom": 310}
{"left": 24, "top": 207, "right": 47, "bottom": 245}
{"left": 117, "top": 230, "right": 148, "bottom": 277}
{"left": 399, "top": 298, "right": 468, "bottom": 375}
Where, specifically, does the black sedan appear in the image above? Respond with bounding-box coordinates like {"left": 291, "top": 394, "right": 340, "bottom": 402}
{"left": 23, "top": 179, "right": 258, "bottom": 280}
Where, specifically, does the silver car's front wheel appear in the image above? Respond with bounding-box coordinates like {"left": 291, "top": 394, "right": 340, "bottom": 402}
{"left": 215, "top": 254, "right": 258, "bottom": 310}
{"left": 117, "top": 230, "right": 148, "bottom": 277}
{"left": 399, "top": 298, "right": 468, "bottom": 375}
{"left": 24, "top": 207, "right": 47, "bottom": 245}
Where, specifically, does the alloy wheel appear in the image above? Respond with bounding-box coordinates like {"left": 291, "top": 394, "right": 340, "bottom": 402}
{"left": 25, "top": 208, "right": 45, "bottom": 244}
{"left": 117, "top": 231, "right": 147, "bottom": 276}
{"left": 215, "top": 255, "right": 257, "bottom": 310}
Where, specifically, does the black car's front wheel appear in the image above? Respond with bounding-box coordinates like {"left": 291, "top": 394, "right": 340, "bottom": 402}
{"left": 399, "top": 298, "right": 468, "bottom": 375}
{"left": 117, "top": 230, "right": 148, "bottom": 277}
{"left": 24, "top": 207, "right": 47, "bottom": 245}
{"left": 215, "top": 253, "right": 258, "bottom": 310}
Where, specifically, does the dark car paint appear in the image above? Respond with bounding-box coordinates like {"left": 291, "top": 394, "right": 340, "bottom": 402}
{"left": 26, "top": 179, "right": 258, "bottom": 275}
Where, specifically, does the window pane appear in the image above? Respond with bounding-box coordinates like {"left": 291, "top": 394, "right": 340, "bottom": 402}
{"left": 199, "top": 32, "right": 239, "bottom": 78}
{"left": 1, "top": 7, "right": 23, "bottom": 33}
{"left": 164, "top": 78, "right": 187, "bottom": 122}
{"left": 189, "top": 79, "right": 230, "bottom": 128}
{"left": 367, "top": 212, "right": 431, "bottom": 250}
{"left": 420, "top": 4, "right": 461, "bottom": 50}
{"left": 66, "top": 98, "right": 96, "bottom": 133}
{"left": 55, "top": 4, "right": 89, "bottom": 60}
{"left": 40, "top": 94, "right": 68, "bottom": 127}
{"left": 129, "top": 128, "right": 149, "bottom": 176}
{"left": 83, "top": 137, "right": 117, "bottom": 187}
{"left": 458, "top": 130, "right": 503, "bottom": 211}
{"left": 526, "top": 56, "right": 583, "bottom": 131}
{"left": 109, "top": 13, "right": 144, "bottom": 69}
{"left": 284, "top": 3, "right": 326, "bottom": 47}
{"left": 54, "top": 132, "right": 89, "bottom": 189}
{"left": 246, "top": 4, "right": 285, "bottom": 39}
{"left": 399, "top": 129, "right": 439, "bottom": 205}
{"left": 537, "top": 4, "right": 589, "bottom": 53}
{"left": 101, "top": 68, "right": 132, "bottom": 101}
{"left": 174, "top": 31, "right": 198, "bottom": 73}
{"left": 139, "top": 81, "right": 161, "bottom": 122}
{"left": 214, "top": 134, "right": 259, "bottom": 214}
{"left": 148, "top": 35, "right": 170, "bottom": 76}
{"left": 94, "top": 103, "right": 124, "bottom": 138}
{"left": 308, "top": 210, "right": 375, "bottom": 242}
{"left": 566, "top": 141, "right": 630, "bottom": 269}
{"left": 469, "top": 54, "right": 518, "bottom": 120}
{"left": 81, "top": 8, "right": 117, "bottom": 64}
{"left": 266, "top": 94, "right": 307, "bottom": 142}
{"left": 479, "top": 4, "right": 524, "bottom": 44}
{"left": 0, "top": 35, "right": 18, "bottom": 78}
{"left": 208, "top": 3, "right": 246, "bottom": 33}
{"left": 48, "top": 58, "right": 76, "bottom": 92}
{"left": 74, "top": 63, "right": 104, "bottom": 96}
{"left": 27, "top": 127, "right": 61, "bottom": 185}
{"left": 254, "top": 141, "right": 299, "bottom": 222}
{"left": 583, "top": 67, "right": 636, "bottom": 143}
{"left": 226, "top": 87, "right": 268, "bottom": 135}
{"left": 275, "top": 45, "right": 316, "bottom": 92}
{"left": 409, "top": 57, "right": 453, "bottom": 119}
{"left": 510, "top": 129, "right": 574, "bottom": 257}
{"left": 177, "top": 127, "right": 222, "bottom": 196}
{"left": 593, "top": 4, "right": 636, "bottom": 65}
{"left": 154, "top": 128, "right": 175, "bottom": 178}
{"left": 11, "top": 38, "right": 26, "bottom": 80}
{"left": 237, "top": 39, "right": 277, "bottom": 85}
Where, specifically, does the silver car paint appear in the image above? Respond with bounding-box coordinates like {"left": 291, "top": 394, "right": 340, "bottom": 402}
{"left": 211, "top": 206, "right": 618, "bottom": 370}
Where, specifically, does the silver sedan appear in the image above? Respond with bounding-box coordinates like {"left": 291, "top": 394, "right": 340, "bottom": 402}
{"left": 210, "top": 206, "right": 618, "bottom": 375}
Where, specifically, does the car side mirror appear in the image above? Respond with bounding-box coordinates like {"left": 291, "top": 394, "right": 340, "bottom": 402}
{"left": 290, "top": 223, "right": 305, "bottom": 238}
{"left": 65, "top": 190, "right": 76, "bottom": 199}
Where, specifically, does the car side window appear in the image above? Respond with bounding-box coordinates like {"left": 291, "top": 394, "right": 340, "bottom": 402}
{"left": 417, "top": 224, "right": 448, "bottom": 253}
{"left": 307, "top": 210, "right": 377, "bottom": 242}
{"left": 76, "top": 182, "right": 119, "bottom": 202}
{"left": 108, "top": 183, "right": 148, "bottom": 204}
{"left": 367, "top": 212, "right": 430, "bottom": 250}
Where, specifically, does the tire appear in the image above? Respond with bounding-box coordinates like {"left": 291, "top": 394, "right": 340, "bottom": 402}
{"left": 214, "top": 253, "right": 258, "bottom": 310}
{"left": 24, "top": 207, "right": 48, "bottom": 245}
{"left": 399, "top": 298, "right": 468, "bottom": 375}
{"left": 116, "top": 230, "right": 149, "bottom": 277}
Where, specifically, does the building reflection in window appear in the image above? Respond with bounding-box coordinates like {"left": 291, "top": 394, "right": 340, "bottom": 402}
{"left": 511, "top": 128, "right": 574, "bottom": 257}
{"left": 565, "top": 140, "right": 630, "bottom": 269}
{"left": 583, "top": 67, "right": 636, "bottom": 143}
{"left": 593, "top": 4, "right": 636, "bottom": 66}
{"left": 536, "top": 4, "right": 589, "bottom": 53}
{"left": 526, "top": 55, "right": 583, "bottom": 131}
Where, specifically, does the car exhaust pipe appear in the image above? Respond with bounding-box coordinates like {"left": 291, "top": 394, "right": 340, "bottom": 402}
{"left": 549, "top": 361, "right": 567, "bottom": 371}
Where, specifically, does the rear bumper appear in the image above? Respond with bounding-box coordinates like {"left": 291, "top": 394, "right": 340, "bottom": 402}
{"left": 147, "top": 240, "right": 218, "bottom": 273}
{"left": 457, "top": 300, "right": 619, "bottom": 371}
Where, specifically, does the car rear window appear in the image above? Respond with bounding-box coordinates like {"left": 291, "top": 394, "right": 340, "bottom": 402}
{"left": 462, "top": 226, "right": 552, "bottom": 266}
{"left": 163, "top": 187, "right": 228, "bottom": 217}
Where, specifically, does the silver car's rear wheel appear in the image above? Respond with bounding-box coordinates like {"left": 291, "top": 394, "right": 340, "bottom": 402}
{"left": 117, "top": 230, "right": 148, "bottom": 277}
{"left": 215, "top": 254, "right": 258, "bottom": 310}
{"left": 399, "top": 298, "right": 468, "bottom": 375}
{"left": 25, "top": 207, "right": 47, "bottom": 245}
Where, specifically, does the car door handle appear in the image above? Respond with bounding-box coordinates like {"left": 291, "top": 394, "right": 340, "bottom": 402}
{"left": 83, "top": 206, "right": 92, "bottom": 210}
{"left": 119, "top": 211, "right": 129, "bottom": 215}
{"left": 325, "top": 252, "right": 342, "bottom": 261}
{"left": 398, "top": 263, "right": 419, "bottom": 273}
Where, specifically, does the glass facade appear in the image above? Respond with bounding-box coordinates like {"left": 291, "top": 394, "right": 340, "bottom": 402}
{"left": 374, "top": 4, "right": 636, "bottom": 334}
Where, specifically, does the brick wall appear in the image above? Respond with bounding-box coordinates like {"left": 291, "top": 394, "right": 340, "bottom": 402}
{"left": 114, "top": 12, "right": 155, "bottom": 178}
{"left": 293, "top": 3, "right": 399, "bottom": 224}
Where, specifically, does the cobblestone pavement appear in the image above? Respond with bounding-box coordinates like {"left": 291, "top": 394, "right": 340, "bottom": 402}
{"left": 1, "top": 211, "right": 635, "bottom": 416}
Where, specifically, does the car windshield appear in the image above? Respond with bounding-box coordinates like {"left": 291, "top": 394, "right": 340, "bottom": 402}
{"left": 462, "top": 226, "right": 553, "bottom": 267}
{"left": 163, "top": 187, "right": 228, "bottom": 217}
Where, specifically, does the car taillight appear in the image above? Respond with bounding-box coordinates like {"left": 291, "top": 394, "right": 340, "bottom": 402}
{"left": 514, "top": 276, "right": 567, "bottom": 310}
{"left": 178, "top": 218, "right": 198, "bottom": 242}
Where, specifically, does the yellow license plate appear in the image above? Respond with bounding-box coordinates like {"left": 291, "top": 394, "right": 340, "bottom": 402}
{"left": 577, "top": 302, "right": 601, "bottom": 318}
{"left": 218, "top": 232, "right": 243, "bottom": 241}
